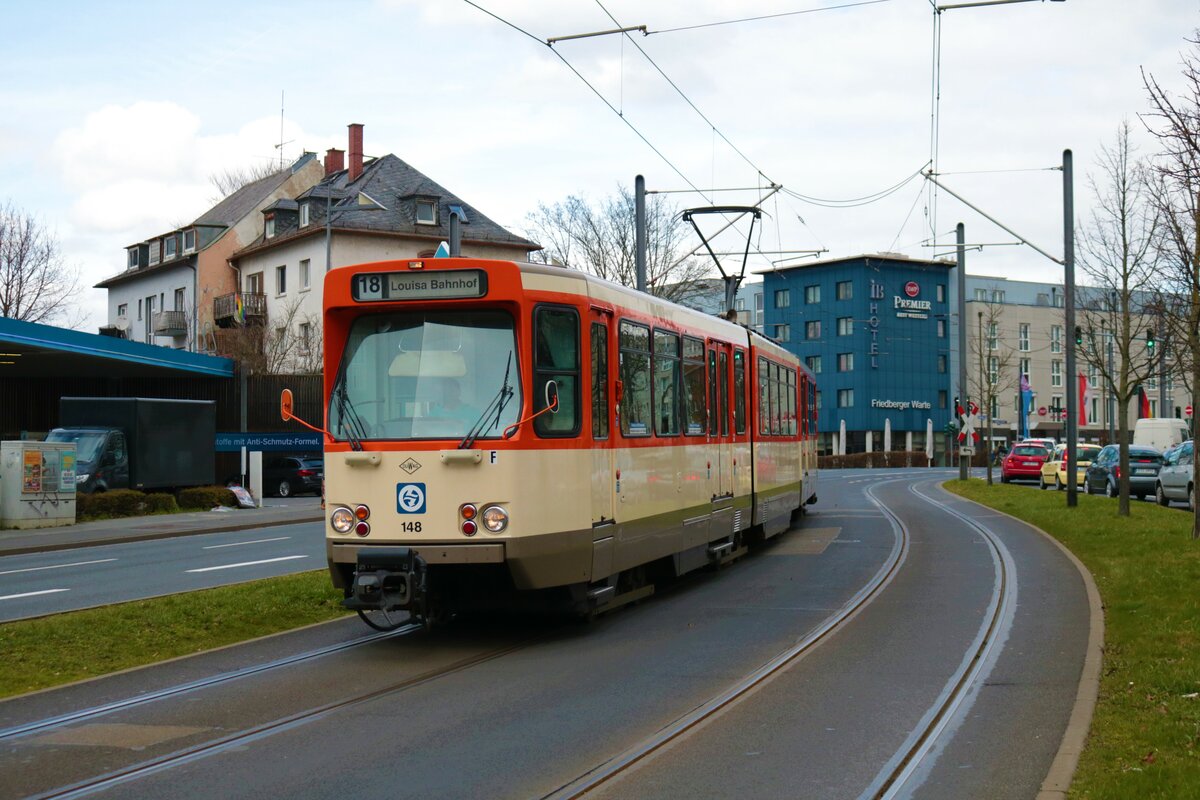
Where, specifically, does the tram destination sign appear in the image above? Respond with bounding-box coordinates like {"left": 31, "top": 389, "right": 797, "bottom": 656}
{"left": 352, "top": 269, "right": 487, "bottom": 302}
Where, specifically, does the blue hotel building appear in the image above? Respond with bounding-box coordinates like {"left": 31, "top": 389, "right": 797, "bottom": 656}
{"left": 758, "top": 255, "right": 956, "bottom": 454}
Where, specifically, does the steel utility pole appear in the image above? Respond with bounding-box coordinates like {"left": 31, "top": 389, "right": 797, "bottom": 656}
{"left": 1064, "top": 149, "right": 1079, "bottom": 508}
{"left": 957, "top": 223, "right": 969, "bottom": 481}
{"left": 635, "top": 175, "right": 647, "bottom": 293}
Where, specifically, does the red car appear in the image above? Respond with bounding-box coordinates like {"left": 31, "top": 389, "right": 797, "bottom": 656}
{"left": 1001, "top": 443, "right": 1051, "bottom": 483}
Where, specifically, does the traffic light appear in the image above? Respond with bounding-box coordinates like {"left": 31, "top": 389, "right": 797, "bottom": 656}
{"left": 1074, "top": 326, "right": 1082, "bottom": 346}
{"left": 1146, "top": 328, "right": 1156, "bottom": 353}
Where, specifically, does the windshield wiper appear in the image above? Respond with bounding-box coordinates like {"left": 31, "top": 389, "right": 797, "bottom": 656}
{"left": 333, "top": 379, "right": 366, "bottom": 451}
{"left": 460, "top": 352, "right": 514, "bottom": 450}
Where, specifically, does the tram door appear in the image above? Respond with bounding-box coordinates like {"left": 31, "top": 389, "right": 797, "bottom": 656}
{"left": 589, "top": 316, "right": 615, "bottom": 528}
{"left": 709, "top": 341, "right": 734, "bottom": 538}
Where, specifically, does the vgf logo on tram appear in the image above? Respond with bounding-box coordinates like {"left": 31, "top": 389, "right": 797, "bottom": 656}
{"left": 396, "top": 483, "right": 426, "bottom": 514}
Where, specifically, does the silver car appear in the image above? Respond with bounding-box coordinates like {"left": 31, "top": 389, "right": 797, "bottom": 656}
{"left": 1156, "top": 440, "right": 1194, "bottom": 508}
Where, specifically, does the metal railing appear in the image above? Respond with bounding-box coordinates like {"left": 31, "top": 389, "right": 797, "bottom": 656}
{"left": 213, "top": 292, "right": 266, "bottom": 325}
{"left": 152, "top": 310, "right": 188, "bottom": 337}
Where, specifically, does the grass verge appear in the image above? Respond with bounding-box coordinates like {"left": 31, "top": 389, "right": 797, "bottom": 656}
{"left": 943, "top": 479, "right": 1200, "bottom": 799}
{"left": 0, "top": 571, "right": 348, "bottom": 700}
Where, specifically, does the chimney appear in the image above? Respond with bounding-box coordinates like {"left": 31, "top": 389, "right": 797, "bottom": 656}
{"left": 324, "top": 148, "right": 344, "bottom": 176}
{"left": 348, "top": 123, "right": 363, "bottom": 182}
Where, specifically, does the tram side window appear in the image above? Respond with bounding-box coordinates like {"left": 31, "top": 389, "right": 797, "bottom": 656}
{"left": 799, "top": 373, "right": 808, "bottom": 436}
{"left": 653, "top": 329, "right": 681, "bottom": 436}
{"left": 758, "top": 357, "right": 770, "bottom": 436}
{"left": 734, "top": 350, "right": 746, "bottom": 434}
{"left": 809, "top": 381, "right": 817, "bottom": 433}
{"left": 787, "top": 368, "right": 797, "bottom": 436}
{"left": 719, "top": 350, "right": 729, "bottom": 436}
{"left": 770, "top": 362, "right": 782, "bottom": 436}
{"left": 682, "top": 336, "right": 706, "bottom": 435}
{"left": 591, "top": 323, "right": 609, "bottom": 439}
{"left": 533, "top": 305, "right": 580, "bottom": 437}
{"left": 619, "top": 321, "right": 651, "bottom": 436}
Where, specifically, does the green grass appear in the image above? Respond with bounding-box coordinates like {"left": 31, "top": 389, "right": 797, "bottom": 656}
{"left": 944, "top": 479, "right": 1200, "bottom": 799}
{"left": 0, "top": 571, "right": 349, "bottom": 700}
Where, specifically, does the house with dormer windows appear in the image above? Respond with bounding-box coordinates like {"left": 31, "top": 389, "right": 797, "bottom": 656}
{"left": 95, "top": 154, "right": 323, "bottom": 350}
{"left": 227, "top": 123, "right": 538, "bottom": 372}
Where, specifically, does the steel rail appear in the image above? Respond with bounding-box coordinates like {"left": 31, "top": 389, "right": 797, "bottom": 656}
{"left": 31, "top": 636, "right": 541, "bottom": 800}
{"left": 860, "top": 479, "right": 1017, "bottom": 799}
{"left": 541, "top": 477, "right": 913, "bottom": 800}
{"left": 0, "top": 623, "right": 421, "bottom": 743}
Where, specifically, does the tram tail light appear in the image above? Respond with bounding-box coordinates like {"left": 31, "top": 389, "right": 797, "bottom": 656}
{"left": 355, "top": 521, "right": 370, "bottom": 536}
{"left": 460, "top": 504, "right": 477, "bottom": 520}
{"left": 355, "top": 504, "right": 370, "bottom": 521}
{"left": 462, "top": 519, "right": 478, "bottom": 536}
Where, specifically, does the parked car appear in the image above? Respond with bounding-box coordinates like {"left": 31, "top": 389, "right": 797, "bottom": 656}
{"left": 1001, "top": 443, "right": 1051, "bottom": 483}
{"left": 1156, "top": 440, "right": 1194, "bottom": 508}
{"left": 1040, "top": 443, "right": 1103, "bottom": 490}
{"left": 1084, "top": 445, "right": 1163, "bottom": 500}
{"left": 1133, "top": 418, "right": 1190, "bottom": 453}
{"left": 264, "top": 455, "right": 323, "bottom": 497}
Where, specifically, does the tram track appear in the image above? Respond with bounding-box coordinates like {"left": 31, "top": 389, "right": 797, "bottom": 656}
{"left": 540, "top": 477, "right": 914, "bottom": 800}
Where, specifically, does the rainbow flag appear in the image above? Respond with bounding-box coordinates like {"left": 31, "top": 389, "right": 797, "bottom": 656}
{"left": 234, "top": 293, "right": 245, "bottom": 325}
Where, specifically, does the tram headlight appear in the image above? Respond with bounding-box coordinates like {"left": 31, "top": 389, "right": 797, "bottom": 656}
{"left": 330, "top": 507, "right": 355, "bottom": 534}
{"left": 481, "top": 505, "right": 509, "bottom": 533}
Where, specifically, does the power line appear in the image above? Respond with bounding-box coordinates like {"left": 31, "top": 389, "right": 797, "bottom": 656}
{"left": 782, "top": 163, "right": 928, "bottom": 207}
{"left": 646, "top": 0, "right": 893, "bottom": 36}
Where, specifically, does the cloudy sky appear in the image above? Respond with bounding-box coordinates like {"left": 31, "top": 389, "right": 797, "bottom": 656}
{"left": 1, "top": 0, "right": 1193, "bottom": 331}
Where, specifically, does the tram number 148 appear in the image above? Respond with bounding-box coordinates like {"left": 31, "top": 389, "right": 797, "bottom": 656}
{"left": 398, "top": 521, "right": 422, "bottom": 533}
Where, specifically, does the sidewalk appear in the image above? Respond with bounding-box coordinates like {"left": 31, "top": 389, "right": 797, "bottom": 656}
{"left": 0, "top": 501, "right": 324, "bottom": 557}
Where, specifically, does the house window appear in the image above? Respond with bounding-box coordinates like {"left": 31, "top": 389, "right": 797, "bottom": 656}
{"left": 938, "top": 354, "right": 946, "bottom": 373}
{"left": 1052, "top": 359, "right": 1063, "bottom": 387}
{"left": 300, "top": 259, "right": 311, "bottom": 291}
{"left": 815, "top": 390, "right": 822, "bottom": 410}
{"left": 183, "top": 229, "right": 196, "bottom": 252}
{"left": 276, "top": 265, "right": 287, "bottom": 296}
{"left": 149, "top": 240, "right": 161, "bottom": 265}
{"left": 1051, "top": 325, "right": 1062, "bottom": 353}
{"left": 265, "top": 214, "right": 276, "bottom": 238}
{"left": 164, "top": 235, "right": 177, "bottom": 259}
{"left": 837, "top": 317, "right": 853, "bottom": 336}
{"left": 775, "top": 289, "right": 790, "bottom": 308}
{"left": 735, "top": 298, "right": 745, "bottom": 311}
{"left": 247, "top": 272, "right": 263, "bottom": 294}
{"left": 988, "top": 356, "right": 999, "bottom": 385}
{"left": 1147, "top": 375, "right": 1158, "bottom": 391}
{"left": 174, "top": 287, "right": 185, "bottom": 311}
{"left": 837, "top": 388, "right": 854, "bottom": 408}
{"left": 937, "top": 319, "right": 946, "bottom": 338}
{"left": 991, "top": 290, "right": 1005, "bottom": 303}
{"left": 836, "top": 281, "right": 853, "bottom": 300}
{"left": 838, "top": 353, "right": 854, "bottom": 372}
{"left": 299, "top": 203, "right": 310, "bottom": 227}
{"left": 416, "top": 200, "right": 437, "bottom": 225}
{"left": 939, "top": 390, "right": 947, "bottom": 409}
{"left": 127, "top": 248, "right": 140, "bottom": 269}
{"left": 804, "top": 285, "right": 820, "bottom": 304}
{"left": 299, "top": 322, "right": 311, "bottom": 354}
{"left": 775, "top": 323, "right": 790, "bottom": 342}
{"left": 806, "top": 356, "right": 822, "bottom": 374}
{"left": 974, "top": 288, "right": 987, "bottom": 301}
{"left": 987, "top": 322, "right": 998, "bottom": 351}
{"left": 1018, "top": 323, "right": 1030, "bottom": 351}
{"left": 117, "top": 303, "right": 127, "bottom": 318}
{"left": 1091, "top": 397, "right": 1099, "bottom": 424}
{"left": 137, "top": 299, "right": 142, "bottom": 320}
{"left": 1020, "top": 358, "right": 1030, "bottom": 378}
{"left": 937, "top": 284, "right": 945, "bottom": 303}
{"left": 805, "top": 320, "right": 821, "bottom": 340}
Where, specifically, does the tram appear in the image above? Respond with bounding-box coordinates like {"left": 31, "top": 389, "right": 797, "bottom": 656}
{"left": 293, "top": 257, "right": 818, "bottom": 627}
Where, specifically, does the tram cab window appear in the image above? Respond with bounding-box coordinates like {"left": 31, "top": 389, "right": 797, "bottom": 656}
{"left": 682, "top": 337, "right": 706, "bottom": 436}
{"left": 653, "top": 329, "right": 681, "bottom": 436}
{"left": 533, "top": 305, "right": 580, "bottom": 437}
{"left": 591, "top": 323, "right": 609, "bottom": 439}
{"left": 619, "top": 321, "right": 651, "bottom": 436}
{"left": 734, "top": 350, "right": 746, "bottom": 434}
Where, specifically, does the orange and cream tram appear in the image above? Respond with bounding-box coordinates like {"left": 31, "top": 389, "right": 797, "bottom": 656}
{"left": 306, "top": 257, "right": 818, "bottom": 627}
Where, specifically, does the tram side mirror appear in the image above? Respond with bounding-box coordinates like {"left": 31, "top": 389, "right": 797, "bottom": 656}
{"left": 280, "top": 388, "right": 294, "bottom": 422}
{"left": 545, "top": 380, "right": 559, "bottom": 413}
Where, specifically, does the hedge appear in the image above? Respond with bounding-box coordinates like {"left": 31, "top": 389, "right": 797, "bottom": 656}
{"left": 175, "top": 486, "right": 239, "bottom": 510}
{"left": 77, "top": 490, "right": 179, "bottom": 520}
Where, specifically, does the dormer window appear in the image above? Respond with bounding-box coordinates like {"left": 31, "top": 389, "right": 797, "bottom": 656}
{"left": 265, "top": 213, "right": 276, "bottom": 238}
{"left": 183, "top": 229, "right": 196, "bottom": 252}
{"left": 164, "top": 235, "right": 177, "bottom": 259}
{"left": 415, "top": 199, "right": 437, "bottom": 225}
{"left": 149, "top": 240, "right": 161, "bottom": 265}
{"left": 127, "top": 248, "right": 141, "bottom": 269}
{"left": 299, "top": 203, "right": 310, "bottom": 227}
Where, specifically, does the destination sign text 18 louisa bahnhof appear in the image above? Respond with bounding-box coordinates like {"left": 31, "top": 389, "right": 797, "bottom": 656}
{"left": 352, "top": 270, "right": 487, "bottom": 302}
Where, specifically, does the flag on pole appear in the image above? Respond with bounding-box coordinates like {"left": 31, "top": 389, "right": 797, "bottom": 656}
{"left": 1078, "top": 372, "right": 1090, "bottom": 426}
{"left": 1138, "top": 385, "right": 1152, "bottom": 418}
{"left": 1020, "top": 374, "right": 1033, "bottom": 440}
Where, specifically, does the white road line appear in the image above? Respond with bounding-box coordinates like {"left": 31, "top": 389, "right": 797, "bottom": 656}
{"left": 0, "top": 558, "right": 117, "bottom": 576}
{"left": 186, "top": 555, "right": 309, "bottom": 573}
{"left": 202, "top": 537, "right": 291, "bottom": 550}
{"left": 0, "top": 589, "right": 70, "bottom": 601}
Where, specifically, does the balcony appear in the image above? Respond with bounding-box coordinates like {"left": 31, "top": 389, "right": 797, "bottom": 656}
{"left": 214, "top": 292, "right": 266, "bottom": 327}
{"left": 152, "top": 310, "right": 188, "bottom": 337}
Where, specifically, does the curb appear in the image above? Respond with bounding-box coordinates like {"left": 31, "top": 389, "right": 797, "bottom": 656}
{"left": 0, "top": 514, "right": 324, "bottom": 558}
{"left": 943, "top": 486, "right": 1104, "bottom": 800}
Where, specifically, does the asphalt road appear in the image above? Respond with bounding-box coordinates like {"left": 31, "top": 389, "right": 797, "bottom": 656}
{"left": 0, "top": 468, "right": 1093, "bottom": 799}
{"left": 0, "top": 520, "right": 326, "bottom": 622}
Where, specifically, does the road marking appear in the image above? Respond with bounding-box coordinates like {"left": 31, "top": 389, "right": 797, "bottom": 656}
{"left": 0, "top": 589, "right": 70, "bottom": 601}
{"left": 186, "top": 555, "right": 309, "bottom": 573}
{"left": 202, "top": 537, "right": 291, "bottom": 550}
{"left": 0, "top": 558, "right": 116, "bottom": 576}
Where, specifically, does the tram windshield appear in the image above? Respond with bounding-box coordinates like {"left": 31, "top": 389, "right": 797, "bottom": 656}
{"left": 329, "top": 310, "right": 520, "bottom": 442}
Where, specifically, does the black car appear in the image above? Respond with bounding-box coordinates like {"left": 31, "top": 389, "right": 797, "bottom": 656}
{"left": 264, "top": 455, "right": 323, "bottom": 497}
{"left": 1083, "top": 444, "right": 1163, "bottom": 500}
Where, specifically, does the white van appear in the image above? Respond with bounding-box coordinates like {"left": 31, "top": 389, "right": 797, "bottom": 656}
{"left": 1133, "top": 418, "right": 1192, "bottom": 453}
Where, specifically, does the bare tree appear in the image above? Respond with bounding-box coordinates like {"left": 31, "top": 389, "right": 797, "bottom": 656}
{"left": 0, "top": 201, "right": 81, "bottom": 325}
{"left": 970, "top": 302, "right": 1017, "bottom": 485}
{"left": 525, "top": 185, "right": 713, "bottom": 305}
{"left": 209, "top": 162, "right": 283, "bottom": 203}
{"left": 1074, "top": 121, "right": 1163, "bottom": 515}
{"left": 1143, "top": 32, "right": 1200, "bottom": 535}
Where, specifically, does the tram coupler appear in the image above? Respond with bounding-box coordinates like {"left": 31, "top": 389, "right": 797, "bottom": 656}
{"left": 342, "top": 547, "right": 427, "bottom": 616}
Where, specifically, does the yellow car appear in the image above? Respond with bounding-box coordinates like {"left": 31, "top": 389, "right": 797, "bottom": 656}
{"left": 1040, "top": 443, "right": 1103, "bottom": 490}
